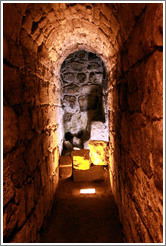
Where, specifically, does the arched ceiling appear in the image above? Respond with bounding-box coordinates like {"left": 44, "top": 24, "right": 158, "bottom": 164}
{"left": 3, "top": 3, "right": 147, "bottom": 79}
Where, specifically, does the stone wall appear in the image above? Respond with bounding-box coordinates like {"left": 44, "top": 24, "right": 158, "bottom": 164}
{"left": 3, "top": 2, "right": 163, "bottom": 243}
{"left": 3, "top": 3, "right": 118, "bottom": 243}
{"left": 61, "top": 50, "right": 108, "bottom": 153}
{"left": 108, "top": 3, "right": 163, "bottom": 243}
{"left": 3, "top": 4, "right": 61, "bottom": 243}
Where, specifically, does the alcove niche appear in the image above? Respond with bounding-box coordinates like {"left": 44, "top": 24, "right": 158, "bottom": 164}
{"left": 60, "top": 50, "right": 108, "bottom": 155}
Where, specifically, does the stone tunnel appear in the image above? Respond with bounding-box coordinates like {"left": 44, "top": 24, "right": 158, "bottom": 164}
{"left": 3, "top": 2, "right": 163, "bottom": 243}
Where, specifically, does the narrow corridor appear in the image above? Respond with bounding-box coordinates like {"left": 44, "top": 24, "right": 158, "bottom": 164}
{"left": 40, "top": 174, "right": 124, "bottom": 243}
{"left": 3, "top": 2, "right": 163, "bottom": 244}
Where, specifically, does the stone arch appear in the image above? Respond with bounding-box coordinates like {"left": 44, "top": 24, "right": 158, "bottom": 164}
{"left": 17, "top": 3, "right": 117, "bottom": 155}
{"left": 3, "top": 3, "right": 163, "bottom": 243}
{"left": 59, "top": 49, "right": 108, "bottom": 155}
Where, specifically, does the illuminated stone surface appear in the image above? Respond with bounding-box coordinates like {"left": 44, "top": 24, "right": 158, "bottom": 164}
{"left": 59, "top": 156, "right": 72, "bottom": 179}
{"left": 89, "top": 140, "right": 108, "bottom": 166}
{"left": 71, "top": 150, "right": 91, "bottom": 170}
{"left": 3, "top": 2, "right": 163, "bottom": 243}
{"left": 73, "top": 165, "right": 104, "bottom": 182}
{"left": 90, "top": 121, "right": 109, "bottom": 141}
{"left": 61, "top": 50, "right": 107, "bottom": 154}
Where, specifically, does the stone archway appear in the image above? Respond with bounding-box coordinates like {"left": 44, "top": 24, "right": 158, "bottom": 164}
{"left": 3, "top": 3, "right": 163, "bottom": 243}
{"left": 60, "top": 50, "right": 108, "bottom": 155}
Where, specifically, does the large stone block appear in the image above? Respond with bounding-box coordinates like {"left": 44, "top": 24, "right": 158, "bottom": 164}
{"left": 152, "top": 119, "right": 163, "bottom": 191}
{"left": 90, "top": 121, "right": 108, "bottom": 141}
{"left": 59, "top": 155, "right": 72, "bottom": 179}
{"left": 101, "top": 3, "right": 112, "bottom": 21}
{"left": 78, "top": 94, "right": 99, "bottom": 111}
{"left": 93, "top": 4, "right": 100, "bottom": 20}
{"left": 15, "top": 187, "right": 26, "bottom": 228}
{"left": 72, "top": 136, "right": 82, "bottom": 148}
{"left": 63, "top": 72, "right": 75, "bottom": 82}
{"left": 63, "top": 84, "right": 80, "bottom": 95}
{"left": 4, "top": 146, "right": 27, "bottom": 190}
{"left": 63, "top": 95, "right": 78, "bottom": 113}
{"left": 71, "top": 149, "right": 90, "bottom": 170}
{"left": 120, "top": 111, "right": 131, "bottom": 152}
{"left": 3, "top": 203, "right": 19, "bottom": 240}
{"left": 22, "top": 11, "right": 33, "bottom": 34}
{"left": 119, "top": 82, "right": 128, "bottom": 112}
{"left": 81, "top": 84, "right": 101, "bottom": 94}
{"left": 22, "top": 75, "right": 37, "bottom": 105}
{"left": 76, "top": 73, "right": 87, "bottom": 83}
{"left": 130, "top": 113, "right": 153, "bottom": 178}
{"left": 24, "top": 135, "right": 43, "bottom": 174}
{"left": 11, "top": 214, "right": 37, "bottom": 243}
{"left": 64, "top": 112, "right": 88, "bottom": 135}
{"left": 39, "top": 105, "right": 59, "bottom": 131}
{"left": 39, "top": 81, "right": 49, "bottom": 105}
{"left": 122, "top": 4, "right": 163, "bottom": 71}
{"left": 132, "top": 168, "right": 163, "bottom": 242}
{"left": 3, "top": 65, "right": 22, "bottom": 105}
{"left": 34, "top": 168, "right": 42, "bottom": 203}
{"left": 20, "top": 29, "right": 38, "bottom": 54}
{"left": 34, "top": 196, "right": 44, "bottom": 231}
{"left": 101, "top": 14, "right": 111, "bottom": 28}
{"left": 40, "top": 162, "right": 48, "bottom": 188}
{"left": 3, "top": 4, "right": 22, "bottom": 42}
{"left": 89, "top": 72, "right": 103, "bottom": 84}
{"left": 117, "top": 3, "right": 136, "bottom": 41}
{"left": 47, "top": 146, "right": 59, "bottom": 177}
{"left": 71, "top": 61, "right": 85, "bottom": 71}
{"left": 49, "top": 83, "right": 60, "bottom": 105}
{"left": 100, "top": 22, "right": 110, "bottom": 36}
{"left": 126, "top": 64, "right": 144, "bottom": 112}
{"left": 121, "top": 191, "right": 152, "bottom": 243}
{"left": 3, "top": 155, "right": 15, "bottom": 207}
{"left": 109, "top": 109, "right": 121, "bottom": 134}
{"left": 88, "top": 140, "right": 108, "bottom": 165}
{"left": 18, "top": 108, "right": 33, "bottom": 141}
{"left": 141, "top": 51, "right": 163, "bottom": 119}
{"left": 107, "top": 86, "right": 119, "bottom": 110}
{"left": 3, "top": 37, "right": 9, "bottom": 60}
{"left": 143, "top": 3, "right": 163, "bottom": 47}
{"left": 9, "top": 42, "right": 24, "bottom": 68}
{"left": 73, "top": 165, "right": 104, "bottom": 182}
{"left": 3, "top": 106, "right": 18, "bottom": 154}
{"left": 25, "top": 180, "right": 35, "bottom": 217}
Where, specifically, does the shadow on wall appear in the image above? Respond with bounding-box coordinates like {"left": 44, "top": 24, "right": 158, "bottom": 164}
{"left": 60, "top": 50, "right": 108, "bottom": 155}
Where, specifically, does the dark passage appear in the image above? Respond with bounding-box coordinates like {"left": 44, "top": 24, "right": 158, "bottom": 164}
{"left": 40, "top": 175, "right": 124, "bottom": 243}
{"left": 3, "top": 3, "right": 163, "bottom": 244}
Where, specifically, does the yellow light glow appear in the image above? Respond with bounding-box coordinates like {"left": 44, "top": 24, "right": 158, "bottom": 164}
{"left": 80, "top": 188, "right": 96, "bottom": 194}
{"left": 72, "top": 150, "right": 90, "bottom": 170}
{"left": 89, "top": 140, "right": 108, "bottom": 166}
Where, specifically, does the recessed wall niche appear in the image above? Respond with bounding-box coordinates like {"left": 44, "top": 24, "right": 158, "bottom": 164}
{"left": 60, "top": 50, "right": 108, "bottom": 155}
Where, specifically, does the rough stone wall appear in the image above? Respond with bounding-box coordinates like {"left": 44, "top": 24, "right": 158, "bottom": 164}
{"left": 61, "top": 50, "right": 108, "bottom": 152}
{"left": 108, "top": 3, "right": 163, "bottom": 243}
{"left": 3, "top": 3, "right": 120, "bottom": 243}
{"left": 3, "top": 4, "right": 60, "bottom": 243}
{"left": 12, "top": 2, "right": 122, "bottom": 152}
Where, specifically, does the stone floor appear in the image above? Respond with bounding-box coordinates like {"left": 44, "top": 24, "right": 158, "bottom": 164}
{"left": 40, "top": 171, "right": 124, "bottom": 243}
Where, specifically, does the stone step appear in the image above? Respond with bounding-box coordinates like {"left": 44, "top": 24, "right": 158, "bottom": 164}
{"left": 73, "top": 165, "right": 105, "bottom": 182}
{"left": 71, "top": 149, "right": 91, "bottom": 170}
{"left": 59, "top": 156, "right": 72, "bottom": 179}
